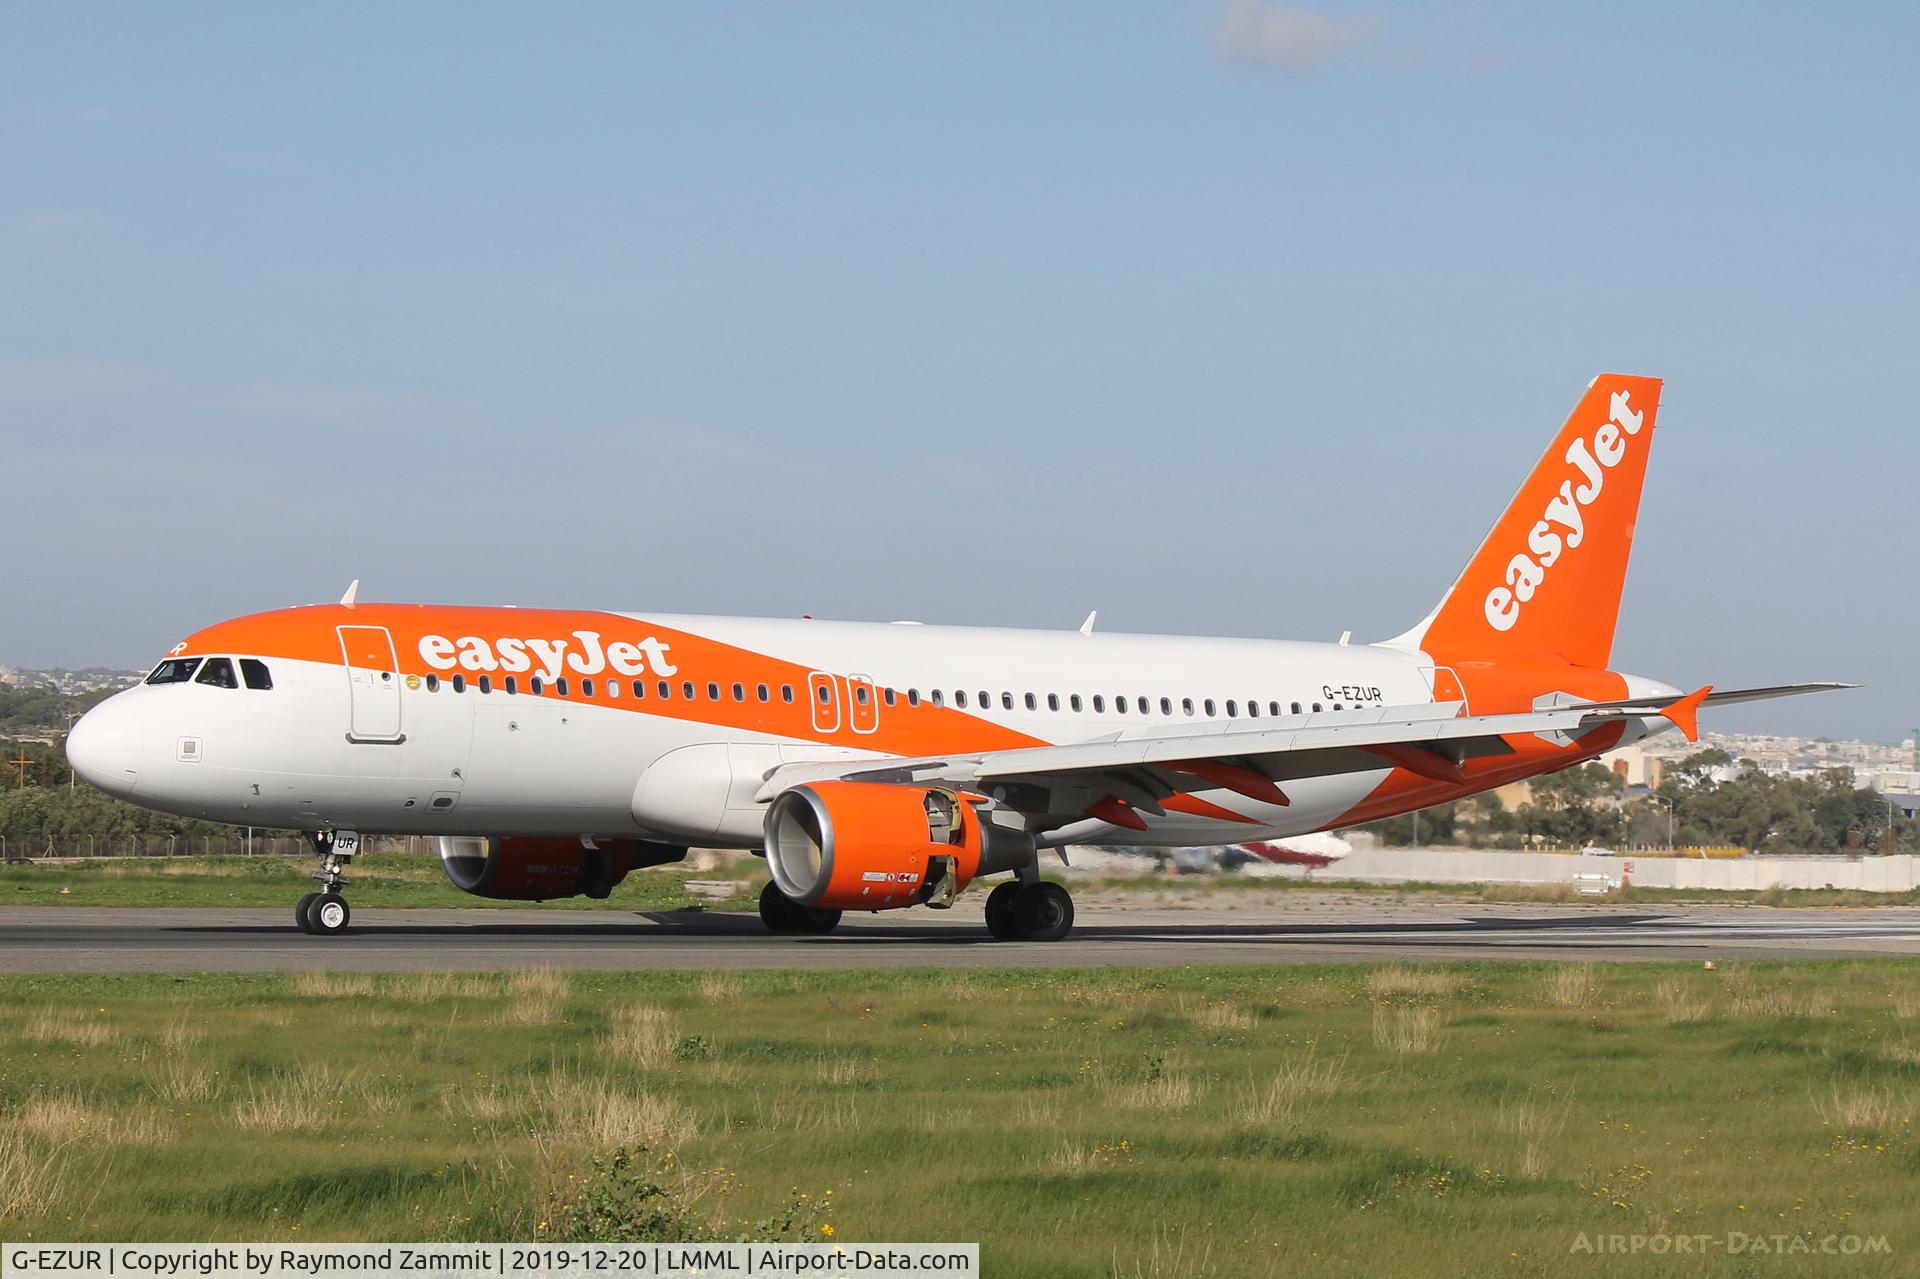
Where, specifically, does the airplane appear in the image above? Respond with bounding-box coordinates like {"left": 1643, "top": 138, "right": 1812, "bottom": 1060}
{"left": 65, "top": 374, "right": 1848, "bottom": 941}
{"left": 1237, "top": 833, "right": 1351, "bottom": 870}
{"left": 1088, "top": 831, "right": 1351, "bottom": 874}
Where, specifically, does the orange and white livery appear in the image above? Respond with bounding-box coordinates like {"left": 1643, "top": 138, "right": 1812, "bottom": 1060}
{"left": 67, "top": 375, "right": 1845, "bottom": 939}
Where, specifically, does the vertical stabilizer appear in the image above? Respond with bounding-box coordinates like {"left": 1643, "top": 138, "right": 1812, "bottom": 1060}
{"left": 1387, "top": 374, "right": 1662, "bottom": 670}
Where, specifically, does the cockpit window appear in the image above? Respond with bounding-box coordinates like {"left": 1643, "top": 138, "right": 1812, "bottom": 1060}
{"left": 239, "top": 658, "right": 273, "bottom": 690}
{"left": 194, "top": 657, "right": 239, "bottom": 689}
{"left": 146, "top": 658, "right": 202, "bottom": 685}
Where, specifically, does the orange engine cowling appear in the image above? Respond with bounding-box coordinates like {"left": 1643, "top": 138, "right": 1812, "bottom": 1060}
{"left": 437, "top": 836, "right": 686, "bottom": 901}
{"left": 764, "top": 781, "right": 1035, "bottom": 911}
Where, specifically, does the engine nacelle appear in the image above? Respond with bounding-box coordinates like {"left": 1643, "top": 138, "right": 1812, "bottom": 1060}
{"left": 437, "top": 835, "right": 687, "bottom": 901}
{"left": 765, "top": 782, "right": 1035, "bottom": 911}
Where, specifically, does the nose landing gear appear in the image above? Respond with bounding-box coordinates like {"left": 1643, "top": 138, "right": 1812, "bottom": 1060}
{"left": 296, "top": 829, "right": 358, "bottom": 936}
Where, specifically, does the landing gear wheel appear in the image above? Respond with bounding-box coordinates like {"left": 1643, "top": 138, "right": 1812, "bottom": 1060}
{"left": 305, "top": 892, "right": 351, "bottom": 935}
{"left": 294, "top": 892, "right": 321, "bottom": 934}
{"left": 984, "top": 882, "right": 1023, "bottom": 940}
{"left": 1014, "top": 882, "right": 1075, "bottom": 942}
{"left": 759, "top": 881, "right": 842, "bottom": 935}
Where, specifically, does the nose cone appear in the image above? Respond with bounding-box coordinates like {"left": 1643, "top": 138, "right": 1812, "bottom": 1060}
{"left": 67, "top": 695, "right": 142, "bottom": 797}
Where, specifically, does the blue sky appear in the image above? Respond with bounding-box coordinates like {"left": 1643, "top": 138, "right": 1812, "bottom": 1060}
{"left": 3, "top": 2, "right": 1913, "bottom": 740}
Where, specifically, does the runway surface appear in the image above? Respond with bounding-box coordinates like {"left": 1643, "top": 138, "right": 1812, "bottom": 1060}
{"left": 5, "top": 892, "right": 1920, "bottom": 971}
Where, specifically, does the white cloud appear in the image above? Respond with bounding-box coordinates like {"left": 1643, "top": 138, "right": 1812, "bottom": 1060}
{"left": 1214, "top": 0, "right": 1387, "bottom": 73}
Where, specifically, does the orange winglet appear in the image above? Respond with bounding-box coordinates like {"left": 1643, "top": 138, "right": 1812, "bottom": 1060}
{"left": 1088, "top": 796, "right": 1150, "bottom": 831}
{"left": 1661, "top": 685, "right": 1712, "bottom": 743}
{"left": 1164, "top": 760, "right": 1291, "bottom": 806}
{"left": 1366, "top": 742, "right": 1468, "bottom": 785}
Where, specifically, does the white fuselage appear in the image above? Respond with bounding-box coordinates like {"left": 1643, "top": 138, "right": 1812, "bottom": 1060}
{"left": 73, "top": 610, "right": 1563, "bottom": 849}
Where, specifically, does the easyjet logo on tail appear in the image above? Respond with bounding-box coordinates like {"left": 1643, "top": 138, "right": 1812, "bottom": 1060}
{"left": 1483, "top": 389, "right": 1646, "bottom": 633}
{"left": 418, "top": 630, "right": 678, "bottom": 681}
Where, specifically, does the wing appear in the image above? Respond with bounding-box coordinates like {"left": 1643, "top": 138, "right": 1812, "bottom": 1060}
{"left": 1701, "top": 683, "right": 1857, "bottom": 707}
{"left": 754, "top": 683, "right": 1855, "bottom": 836}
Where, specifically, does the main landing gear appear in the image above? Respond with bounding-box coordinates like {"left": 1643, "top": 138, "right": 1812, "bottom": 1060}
{"left": 984, "top": 879, "right": 1075, "bottom": 942}
{"left": 295, "top": 829, "right": 359, "bottom": 936}
{"left": 759, "top": 881, "right": 843, "bottom": 935}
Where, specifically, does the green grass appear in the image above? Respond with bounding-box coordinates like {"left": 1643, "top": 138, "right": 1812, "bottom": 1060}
{"left": 3, "top": 963, "right": 1917, "bottom": 1275}
{"left": 0, "top": 853, "right": 761, "bottom": 911}
{"left": 1078, "top": 872, "right": 1920, "bottom": 909}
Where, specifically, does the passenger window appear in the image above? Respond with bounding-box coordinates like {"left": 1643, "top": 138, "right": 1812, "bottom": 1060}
{"left": 1160, "top": 697, "right": 1172, "bottom": 715}
{"left": 1115, "top": 696, "right": 1127, "bottom": 714}
{"left": 480, "top": 675, "right": 494, "bottom": 694}
{"left": 1247, "top": 700, "right": 1259, "bottom": 718}
{"left": 854, "top": 685, "right": 868, "bottom": 705}
{"left": 427, "top": 674, "right": 441, "bottom": 692}
{"left": 145, "top": 657, "right": 202, "bottom": 685}
{"left": 956, "top": 690, "right": 970, "bottom": 709}
{"left": 707, "top": 682, "right": 720, "bottom": 701}
{"left": 817, "top": 684, "right": 831, "bottom": 704}
{"left": 758, "top": 683, "right": 770, "bottom": 703}
{"left": 531, "top": 676, "right": 544, "bottom": 694}
{"left": 1312, "top": 702, "right": 1323, "bottom": 712}
{"left": 239, "top": 659, "right": 273, "bottom": 690}
{"left": 1070, "top": 694, "right": 1083, "bottom": 712}
{"left": 1026, "top": 693, "right": 1038, "bottom": 710}
{"left": 1291, "top": 702, "right": 1301, "bottom": 715}
{"left": 1204, "top": 699, "right": 1216, "bottom": 716}
{"left": 782, "top": 684, "right": 795, "bottom": 703}
{"left": 981, "top": 691, "right": 992, "bottom": 708}
{"left": 1047, "top": 693, "right": 1060, "bottom": 711}
{"left": 907, "top": 689, "right": 920, "bottom": 706}
{"left": 733, "top": 682, "right": 746, "bottom": 702}
{"left": 581, "top": 678, "right": 595, "bottom": 697}
{"left": 1136, "top": 696, "right": 1148, "bottom": 714}
{"left": 606, "top": 679, "right": 618, "bottom": 699}
{"left": 452, "top": 674, "right": 467, "bottom": 693}
{"left": 1001, "top": 692, "right": 1013, "bottom": 710}
{"left": 1093, "top": 695, "right": 1105, "bottom": 713}
{"left": 555, "top": 678, "right": 569, "bottom": 697}
{"left": 932, "top": 690, "right": 946, "bottom": 707}
{"left": 634, "top": 680, "right": 646, "bottom": 698}
{"left": 683, "top": 681, "right": 695, "bottom": 699}
{"left": 505, "top": 676, "right": 518, "bottom": 695}
{"left": 659, "top": 681, "right": 671, "bottom": 699}
{"left": 884, "top": 688, "right": 897, "bottom": 706}
{"left": 1226, "top": 700, "right": 1237, "bottom": 717}
{"left": 194, "top": 657, "right": 239, "bottom": 689}
{"left": 1182, "top": 698, "right": 1194, "bottom": 716}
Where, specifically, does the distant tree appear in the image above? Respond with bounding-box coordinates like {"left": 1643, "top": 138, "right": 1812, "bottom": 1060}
{"left": 0, "top": 687, "right": 112, "bottom": 735}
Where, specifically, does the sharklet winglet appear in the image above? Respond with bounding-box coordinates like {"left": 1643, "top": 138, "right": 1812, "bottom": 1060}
{"left": 339, "top": 579, "right": 360, "bottom": 607}
{"left": 1662, "top": 685, "right": 1712, "bottom": 743}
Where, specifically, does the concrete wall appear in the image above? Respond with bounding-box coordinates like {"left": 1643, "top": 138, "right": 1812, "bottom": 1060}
{"left": 1323, "top": 848, "right": 1918, "bottom": 893}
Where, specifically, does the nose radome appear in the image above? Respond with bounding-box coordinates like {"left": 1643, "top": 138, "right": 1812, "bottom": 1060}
{"left": 67, "top": 695, "right": 142, "bottom": 797}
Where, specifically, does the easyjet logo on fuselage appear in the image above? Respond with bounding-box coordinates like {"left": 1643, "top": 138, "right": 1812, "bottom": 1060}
{"left": 1483, "top": 390, "right": 1646, "bottom": 633}
{"left": 418, "top": 630, "right": 678, "bottom": 681}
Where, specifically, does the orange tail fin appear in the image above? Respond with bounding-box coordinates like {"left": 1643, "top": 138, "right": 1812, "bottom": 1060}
{"left": 1391, "top": 373, "right": 1663, "bottom": 670}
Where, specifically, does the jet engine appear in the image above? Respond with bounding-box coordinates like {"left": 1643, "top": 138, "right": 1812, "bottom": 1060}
{"left": 437, "top": 835, "right": 687, "bottom": 902}
{"left": 764, "top": 781, "right": 1035, "bottom": 911}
